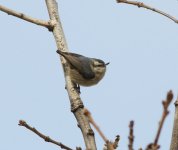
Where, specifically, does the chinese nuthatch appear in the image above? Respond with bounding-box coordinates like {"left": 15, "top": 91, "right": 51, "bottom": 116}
{"left": 56, "top": 50, "right": 109, "bottom": 86}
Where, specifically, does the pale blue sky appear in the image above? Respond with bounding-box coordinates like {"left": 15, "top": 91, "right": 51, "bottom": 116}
{"left": 0, "top": 1, "right": 178, "bottom": 150}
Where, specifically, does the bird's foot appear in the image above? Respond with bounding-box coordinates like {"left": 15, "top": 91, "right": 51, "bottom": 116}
{"left": 74, "top": 83, "right": 81, "bottom": 94}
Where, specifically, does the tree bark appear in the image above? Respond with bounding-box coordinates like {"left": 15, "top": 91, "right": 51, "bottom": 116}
{"left": 170, "top": 99, "right": 178, "bottom": 150}
{"left": 45, "top": 0, "right": 97, "bottom": 149}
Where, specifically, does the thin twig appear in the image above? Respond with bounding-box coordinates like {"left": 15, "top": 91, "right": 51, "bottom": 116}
{"left": 103, "top": 136, "right": 120, "bottom": 150}
{"left": 0, "top": 4, "right": 53, "bottom": 30}
{"left": 128, "top": 120, "right": 134, "bottom": 150}
{"left": 146, "top": 90, "right": 173, "bottom": 150}
{"left": 83, "top": 108, "right": 108, "bottom": 142}
{"left": 113, "top": 135, "right": 120, "bottom": 149}
{"left": 154, "top": 90, "right": 173, "bottom": 145}
{"left": 18, "top": 120, "right": 73, "bottom": 150}
{"left": 116, "top": 0, "right": 178, "bottom": 24}
{"left": 84, "top": 108, "right": 120, "bottom": 150}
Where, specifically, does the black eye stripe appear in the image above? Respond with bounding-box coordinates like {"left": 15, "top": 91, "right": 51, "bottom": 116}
{"left": 96, "top": 64, "right": 105, "bottom": 67}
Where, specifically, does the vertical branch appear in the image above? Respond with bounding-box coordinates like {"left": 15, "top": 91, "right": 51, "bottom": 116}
{"left": 170, "top": 98, "right": 178, "bottom": 150}
{"left": 128, "top": 120, "right": 134, "bottom": 150}
{"left": 45, "top": 0, "right": 97, "bottom": 149}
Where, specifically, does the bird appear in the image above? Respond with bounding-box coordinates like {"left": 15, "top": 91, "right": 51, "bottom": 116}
{"left": 56, "top": 50, "right": 109, "bottom": 87}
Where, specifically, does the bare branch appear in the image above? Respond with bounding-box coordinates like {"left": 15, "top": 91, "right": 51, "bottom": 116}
{"left": 170, "top": 97, "right": 178, "bottom": 150}
{"left": 18, "top": 120, "right": 73, "bottom": 150}
{"left": 84, "top": 108, "right": 108, "bottom": 142}
{"left": 116, "top": 0, "right": 178, "bottom": 24}
{"left": 1, "top": 1, "right": 96, "bottom": 149}
{"left": 45, "top": 1, "right": 97, "bottom": 149}
{"left": 154, "top": 90, "right": 173, "bottom": 145}
{"left": 128, "top": 120, "right": 134, "bottom": 150}
{"left": 105, "top": 141, "right": 115, "bottom": 150}
{"left": 113, "top": 135, "right": 120, "bottom": 149}
{"left": 104, "top": 137, "right": 120, "bottom": 150}
{"left": 84, "top": 108, "right": 120, "bottom": 150}
{"left": 146, "top": 90, "right": 173, "bottom": 150}
{"left": 0, "top": 4, "right": 53, "bottom": 30}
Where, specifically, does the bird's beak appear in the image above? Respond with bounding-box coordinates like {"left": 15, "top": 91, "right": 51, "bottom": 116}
{"left": 105, "top": 62, "right": 110, "bottom": 66}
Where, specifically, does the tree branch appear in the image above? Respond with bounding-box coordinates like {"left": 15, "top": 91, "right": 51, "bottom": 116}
{"left": 45, "top": 0, "right": 97, "bottom": 149}
{"left": 84, "top": 108, "right": 108, "bottom": 142}
{"left": 170, "top": 97, "right": 178, "bottom": 150}
{"left": 128, "top": 120, "right": 134, "bottom": 150}
{"left": 0, "top": 1, "right": 97, "bottom": 149}
{"left": 84, "top": 108, "right": 120, "bottom": 150}
{"left": 116, "top": 0, "right": 178, "bottom": 24}
{"left": 113, "top": 135, "right": 120, "bottom": 149}
{"left": 146, "top": 90, "right": 173, "bottom": 150}
{"left": 0, "top": 4, "right": 53, "bottom": 30}
{"left": 18, "top": 120, "right": 73, "bottom": 150}
{"left": 103, "top": 136, "right": 120, "bottom": 150}
{"left": 154, "top": 90, "right": 173, "bottom": 146}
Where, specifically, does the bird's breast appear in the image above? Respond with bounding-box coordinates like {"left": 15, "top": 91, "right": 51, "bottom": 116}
{"left": 69, "top": 68, "right": 105, "bottom": 86}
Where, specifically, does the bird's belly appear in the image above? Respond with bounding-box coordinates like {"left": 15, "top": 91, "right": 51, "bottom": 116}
{"left": 70, "top": 70, "right": 104, "bottom": 86}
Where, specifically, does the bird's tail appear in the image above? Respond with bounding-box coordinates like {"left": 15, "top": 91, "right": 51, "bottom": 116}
{"left": 56, "top": 50, "right": 62, "bottom": 55}
{"left": 56, "top": 50, "right": 67, "bottom": 57}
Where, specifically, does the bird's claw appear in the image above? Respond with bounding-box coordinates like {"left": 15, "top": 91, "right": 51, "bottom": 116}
{"left": 74, "top": 83, "right": 81, "bottom": 94}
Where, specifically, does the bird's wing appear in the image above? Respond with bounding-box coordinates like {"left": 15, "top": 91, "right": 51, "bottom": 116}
{"left": 57, "top": 50, "right": 95, "bottom": 79}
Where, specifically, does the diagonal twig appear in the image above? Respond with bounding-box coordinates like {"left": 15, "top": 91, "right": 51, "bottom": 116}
{"left": 116, "top": 0, "right": 178, "bottom": 24}
{"left": 154, "top": 90, "right": 173, "bottom": 145}
{"left": 84, "top": 108, "right": 120, "bottom": 150}
{"left": 146, "top": 90, "right": 173, "bottom": 150}
{"left": 0, "top": 4, "right": 53, "bottom": 30}
{"left": 18, "top": 120, "right": 74, "bottom": 150}
{"left": 83, "top": 108, "right": 108, "bottom": 143}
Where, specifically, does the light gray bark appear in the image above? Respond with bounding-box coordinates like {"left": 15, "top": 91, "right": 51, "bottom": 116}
{"left": 170, "top": 99, "right": 178, "bottom": 150}
{"left": 45, "top": 1, "right": 97, "bottom": 149}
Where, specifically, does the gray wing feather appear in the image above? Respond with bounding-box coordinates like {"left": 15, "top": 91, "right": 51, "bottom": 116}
{"left": 57, "top": 50, "right": 95, "bottom": 79}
